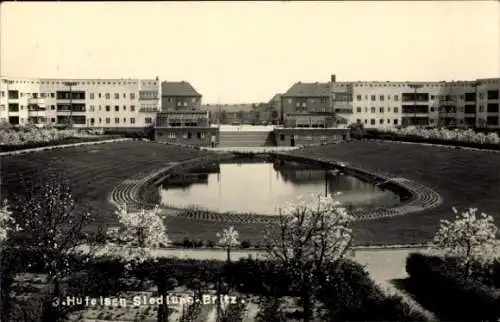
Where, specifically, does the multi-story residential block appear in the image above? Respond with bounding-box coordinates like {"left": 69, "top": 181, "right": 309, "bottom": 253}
{"left": 332, "top": 75, "right": 500, "bottom": 129}
{"left": 282, "top": 74, "right": 500, "bottom": 129}
{"left": 161, "top": 81, "right": 202, "bottom": 111}
{"left": 0, "top": 77, "right": 160, "bottom": 129}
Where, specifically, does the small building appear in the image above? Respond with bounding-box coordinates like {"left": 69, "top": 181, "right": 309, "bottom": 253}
{"left": 161, "top": 81, "right": 202, "bottom": 111}
{"left": 154, "top": 110, "right": 218, "bottom": 147}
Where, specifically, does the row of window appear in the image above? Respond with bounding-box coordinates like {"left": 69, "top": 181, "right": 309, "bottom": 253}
{"left": 357, "top": 119, "right": 399, "bottom": 125}
{"left": 355, "top": 107, "right": 399, "bottom": 114}
{"left": 3, "top": 117, "right": 153, "bottom": 125}
{"left": 165, "top": 97, "right": 199, "bottom": 103}
{"left": 157, "top": 132, "right": 207, "bottom": 139}
{"left": 2, "top": 80, "right": 157, "bottom": 85}
{"left": 334, "top": 81, "right": 500, "bottom": 87}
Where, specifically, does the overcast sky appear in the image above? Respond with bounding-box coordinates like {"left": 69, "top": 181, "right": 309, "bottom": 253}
{"left": 1, "top": 1, "right": 499, "bottom": 103}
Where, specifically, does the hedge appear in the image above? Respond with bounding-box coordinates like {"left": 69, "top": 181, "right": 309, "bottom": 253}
{"left": 364, "top": 130, "right": 500, "bottom": 151}
{"left": 405, "top": 252, "right": 500, "bottom": 321}
{"left": 7, "top": 250, "right": 430, "bottom": 321}
{"left": 0, "top": 135, "right": 124, "bottom": 152}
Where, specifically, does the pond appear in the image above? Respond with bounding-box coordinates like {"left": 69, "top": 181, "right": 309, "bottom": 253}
{"left": 159, "top": 159, "right": 400, "bottom": 215}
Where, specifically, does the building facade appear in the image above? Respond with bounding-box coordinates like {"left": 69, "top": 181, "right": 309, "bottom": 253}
{"left": 161, "top": 81, "right": 202, "bottom": 111}
{"left": 0, "top": 77, "right": 160, "bottom": 129}
{"left": 331, "top": 75, "right": 500, "bottom": 129}
{"left": 282, "top": 74, "right": 500, "bottom": 129}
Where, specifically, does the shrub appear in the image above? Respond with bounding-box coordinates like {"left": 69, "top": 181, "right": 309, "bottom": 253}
{"left": 182, "top": 237, "right": 193, "bottom": 248}
{"left": 240, "top": 240, "right": 251, "bottom": 249}
{"left": 206, "top": 240, "right": 216, "bottom": 248}
{"left": 405, "top": 252, "right": 500, "bottom": 321}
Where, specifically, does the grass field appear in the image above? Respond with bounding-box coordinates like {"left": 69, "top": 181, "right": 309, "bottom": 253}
{"left": 2, "top": 140, "right": 499, "bottom": 246}
{"left": 291, "top": 140, "right": 500, "bottom": 245}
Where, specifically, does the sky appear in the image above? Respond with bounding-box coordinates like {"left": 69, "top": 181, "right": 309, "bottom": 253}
{"left": 1, "top": 1, "right": 499, "bottom": 104}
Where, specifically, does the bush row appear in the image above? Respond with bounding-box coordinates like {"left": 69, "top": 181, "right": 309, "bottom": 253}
{"left": 364, "top": 130, "right": 500, "bottom": 151}
{"left": 8, "top": 249, "right": 430, "bottom": 321}
{"left": 405, "top": 252, "right": 500, "bottom": 321}
{"left": 0, "top": 135, "right": 124, "bottom": 152}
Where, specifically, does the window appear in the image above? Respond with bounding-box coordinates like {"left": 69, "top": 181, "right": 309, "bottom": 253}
{"left": 123, "top": 93, "right": 126, "bottom": 98}
{"left": 51, "top": 118, "right": 56, "bottom": 123}
{"left": 105, "top": 93, "right": 110, "bottom": 99}
{"left": 98, "top": 93, "right": 102, "bottom": 98}
{"left": 364, "top": 119, "right": 368, "bottom": 124}
{"left": 487, "top": 103, "right": 499, "bottom": 113}
{"left": 371, "top": 107, "right": 376, "bottom": 113}
{"left": 51, "top": 105, "right": 55, "bottom": 110}
{"left": 41, "top": 93, "right": 46, "bottom": 98}
{"left": 356, "top": 95, "right": 362, "bottom": 101}
{"left": 114, "top": 93, "right": 119, "bottom": 99}
{"left": 51, "top": 93, "right": 55, "bottom": 98}
{"left": 192, "top": 97, "right": 196, "bottom": 103}
{"left": 379, "top": 119, "right": 384, "bottom": 124}
{"left": 130, "top": 93, "right": 135, "bottom": 99}
{"left": 99, "top": 118, "right": 102, "bottom": 124}
{"left": 430, "top": 107, "right": 435, "bottom": 112}
{"left": 394, "top": 107, "right": 399, "bottom": 113}
{"left": 387, "top": 119, "right": 390, "bottom": 124}
{"left": 115, "top": 118, "right": 119, "bottom": 124}
{"left": 90, "top": 93, "right": 95, "bottom": 99}
{"left": 123, "top": 118, "right": 126, "bottom": 123}
{"left": 393, "top": 119, "right": 398, "bottom": 125}
{"left": 105, "top": 118, "right": 110, "bottom": 124}
{"left": 130, "top": 117, "right": 135, "bottom": 124}
{"left": 356, "top": 107, "right": 361, "bottom": 113}
{"left": 130, "top": 105, "right": 135, "bottom": 112}
{"left": 123, "top": 105, "right": 126, "bottom": 111}
{"left": 0, "top": 91, "right": 4, "bottom": 97}
{"left": 379, "top": 95, "right": 384, "bottom": 101}
{"left": 379, "top": 107, "right": 384, "bottom": 113}
{"left": 371, "top": 95, "right": 376, "bottom": 101}
{"left": 106, "top": 106, "right": 110, "bottom": 112}
{"left": 431, "top": 95, "right": 435, "bottom": 100}
{"left": 90, "top": 118, "right": 95, "bottom": 125}
{"left": 280, "top": 134, "right": 285, "bottom": 141}
{"left": 487, "top": 90, "right": 499, "bottom": 100}
{"left": 168, "top": 132, "right": 176, "bottom": 139}
{"left": 145, "top": 117, "right": 152, "bottom": 124}
{"left": 394, "top": 95, "right": 399, "bottom": 101}
{"left": 356, "top": 119, "right": 361, "bottom": 123}
{"left": 90, "top": 106, "right": 95, "bottom": 112}
{"left": 364, "top": 107, "right": 367, "bottom": 113}
{"left": 370, "top": 119, "right": 375, "bottom": 125}
{"left": 387, "top": 107, "right": 391, "bottom": 112}
{"left": 115, "top": 106, "right": 119, "bottom": 112}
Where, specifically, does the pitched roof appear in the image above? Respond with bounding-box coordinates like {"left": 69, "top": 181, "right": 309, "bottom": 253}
{"left": 282, "top": 82, "right": 330, "bottom": 97}
{"left": 161, "top": 81, "right": 201, "bottom": 96}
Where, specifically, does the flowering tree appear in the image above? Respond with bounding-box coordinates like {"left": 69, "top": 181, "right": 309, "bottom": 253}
{"left": 105, "top": 204, "right": 170, "bottom": 263}
{"left": 216, "top": 226, "right": 240, "bottom": 262}
{"left": 0, "top": 200, "right": 18, "bottom": 322}
{"left": 9, "top": 172, "right": 94, "bottom": 321}
{"left": 431, "top": 207, "right": 500, "bottom": 277}
{"left": 264, "top": 194, "right": 354, "bottom": 322}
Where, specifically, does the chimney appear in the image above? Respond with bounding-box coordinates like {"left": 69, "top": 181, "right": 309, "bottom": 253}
{"left": 155, "top": 76, "right": 159, "bottom": 81}
{"left": 331, "top": 74, "right": 336, "bottom": 83}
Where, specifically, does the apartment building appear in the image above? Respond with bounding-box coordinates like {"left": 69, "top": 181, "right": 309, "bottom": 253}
{"left": 331, "top": 75, "right": 500, "bottom": 129}
{"left": 161, "top": 81, "right": 202, "bottom": 111}
{"left": 281, "top": 74, "right": 500, "bottom": 129}
{"left": 0, "top": 77, "right": 160, "bottom": 129}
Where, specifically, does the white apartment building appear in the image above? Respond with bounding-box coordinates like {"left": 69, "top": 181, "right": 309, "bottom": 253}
{"left": 0, "top": 77, "right": 160, "bottom": 128}
{"left": 330, "top": 76, "right": 500, "bottom": 129}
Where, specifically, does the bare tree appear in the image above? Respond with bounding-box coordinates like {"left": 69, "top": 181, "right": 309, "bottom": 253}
{"left": 264, "top": 194, "right": 354, "bottom": 322}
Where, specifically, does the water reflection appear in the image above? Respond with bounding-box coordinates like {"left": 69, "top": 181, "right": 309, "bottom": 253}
{"left": 159, "top": 161, "right": 399, "bottom": 215}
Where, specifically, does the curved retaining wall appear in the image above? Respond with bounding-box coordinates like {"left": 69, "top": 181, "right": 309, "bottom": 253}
{"left": 109, "top": 152, "right": 235, "bottom": 210}
{"left": 109, "top": 150, "right": 443, "bottom": 223}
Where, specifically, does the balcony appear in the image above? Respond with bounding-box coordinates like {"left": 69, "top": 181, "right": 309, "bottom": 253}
{"left": 334, "top": 108, "right": 353, "bottom": 114}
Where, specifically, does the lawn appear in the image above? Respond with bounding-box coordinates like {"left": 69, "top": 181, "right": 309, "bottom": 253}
{"left": 3, "top": 139, "right": 499, "bottom": 246}
{"left": 291, "top": 140, "right": 500, "bottom": 245}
